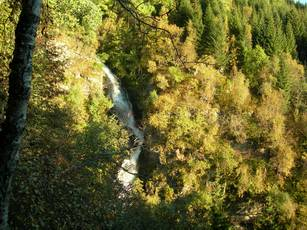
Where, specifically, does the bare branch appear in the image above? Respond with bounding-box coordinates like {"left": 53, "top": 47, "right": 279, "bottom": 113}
{"left": 116, "top": 0, "right": 187, "bottom": 68}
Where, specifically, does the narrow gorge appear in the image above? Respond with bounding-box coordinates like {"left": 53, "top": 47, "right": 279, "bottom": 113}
{"left": 103, "top": 65, "right": 144, "bottom": 188}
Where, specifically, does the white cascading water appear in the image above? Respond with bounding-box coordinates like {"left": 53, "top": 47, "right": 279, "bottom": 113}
{"left": 102, "top": 65, "right": 144, "bottom": 188}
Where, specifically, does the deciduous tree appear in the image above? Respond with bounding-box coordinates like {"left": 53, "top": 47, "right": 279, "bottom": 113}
{"left": 0, "top": 0, "right": 41, "bottom": 228}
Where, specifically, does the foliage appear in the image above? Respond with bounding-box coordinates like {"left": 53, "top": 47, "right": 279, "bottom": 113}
{"left": 0, "top": 0, "right": 306, "bottom": 229}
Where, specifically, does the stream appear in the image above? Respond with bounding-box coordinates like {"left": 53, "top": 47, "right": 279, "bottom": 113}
{"left": 102, "top": 65, "right": 144, "bottom": 188}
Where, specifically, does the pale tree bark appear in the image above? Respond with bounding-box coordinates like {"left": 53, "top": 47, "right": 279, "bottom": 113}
{"left": 0, "top": 0, "right": 41, "bottom": 229}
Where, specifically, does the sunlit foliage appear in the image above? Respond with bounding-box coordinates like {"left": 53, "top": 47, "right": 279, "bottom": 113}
{"left": 0, "top": 0, "right": 306, "bottom": 229}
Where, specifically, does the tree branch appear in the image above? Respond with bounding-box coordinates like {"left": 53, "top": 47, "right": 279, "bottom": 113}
{"left": 116, "top": 0, "right": 187, "bottom": 68}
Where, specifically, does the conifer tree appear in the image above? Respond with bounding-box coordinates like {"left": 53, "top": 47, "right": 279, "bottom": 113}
{"left": 199, "top": 1, "right": 228, "bottom": 67}
{"left": 285, "top": 21, "right": 296, "bottom": 56}
{"left": 170, "top": 0, "right": 194, "bottom": 27}
{"left": 190, "top": 0, "right": 204, "bottom": 41}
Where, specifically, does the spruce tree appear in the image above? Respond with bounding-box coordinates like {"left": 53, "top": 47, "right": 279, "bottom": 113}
{"left": 199, "top": 1, "right": 228, "bottom": 67}
{"left": 285, "top": 21, "right": 296, "bottom": 56}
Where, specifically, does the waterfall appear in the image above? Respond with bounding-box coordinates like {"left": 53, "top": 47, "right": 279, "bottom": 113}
{"left": 102, "top": 65, "right": 144, "bottom": 188}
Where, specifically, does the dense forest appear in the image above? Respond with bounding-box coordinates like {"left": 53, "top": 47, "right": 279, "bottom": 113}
{"left": 0, "top": 0, "right": 306, "bottom": 229}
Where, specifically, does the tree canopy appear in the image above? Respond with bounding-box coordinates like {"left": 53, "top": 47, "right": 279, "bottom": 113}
{"left": 0, "top": 0, "right": 306, "bottom": 229}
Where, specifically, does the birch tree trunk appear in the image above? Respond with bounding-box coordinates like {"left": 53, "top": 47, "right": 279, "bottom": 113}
{"left": 0, "top": 0, "right": 41, "bottom": 229}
